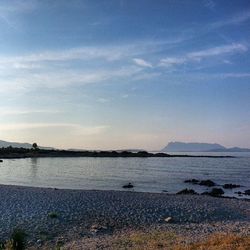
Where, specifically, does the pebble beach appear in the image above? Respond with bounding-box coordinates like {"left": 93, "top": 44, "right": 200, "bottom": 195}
{"left": 0, "top": 184, "right": 249, "bottom": 249}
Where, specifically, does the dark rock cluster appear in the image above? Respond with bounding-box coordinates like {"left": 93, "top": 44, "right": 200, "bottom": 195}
{"left": 184, "top": 179, "right": 216, "bottom": 187}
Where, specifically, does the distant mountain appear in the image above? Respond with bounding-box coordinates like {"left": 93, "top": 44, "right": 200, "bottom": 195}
{"left": 162, "top": 141, "right": 250, "bottom": 152}
{"left": 0, "top": 140, "right": 52, "bottom": 150}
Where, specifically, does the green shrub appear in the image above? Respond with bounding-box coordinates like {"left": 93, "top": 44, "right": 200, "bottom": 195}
{"left": 10, "top": 229, "right": 27, "bottom": 250}
{"left": 48, "top": 212, "right": 58, "bottom": 219}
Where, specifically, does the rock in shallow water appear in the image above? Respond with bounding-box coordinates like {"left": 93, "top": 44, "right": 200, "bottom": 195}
{"left": 199, "top": 180, "right": 216, "bottom": 187}
{"left": 184, "top": 179, "right": 199, "bottom": 184}
{"left": 176, "top": 189, "right": 198, "bottom": 195}
{"left": 244, "top": 189, "right": 250, "bottom": 195}
{"left": 184, "top": 179, "right": 216, "bottom": 187}
{"left": 202, "top": 188, "right": 224, "bottom": 197}
{"left": 122, "top": 183, "right": 134, "bottom": 189}
{"left": 223, "top": 184, "right": 241, "bottom": 189}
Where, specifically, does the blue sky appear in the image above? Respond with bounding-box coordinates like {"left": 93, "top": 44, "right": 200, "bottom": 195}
{"left": 0, "top": 0, "right": 250, "bottom": 150}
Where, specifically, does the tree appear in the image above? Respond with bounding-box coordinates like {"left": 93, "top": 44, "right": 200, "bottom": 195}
{"left": 32, "top": 143, "right": 38, "bottom": 151}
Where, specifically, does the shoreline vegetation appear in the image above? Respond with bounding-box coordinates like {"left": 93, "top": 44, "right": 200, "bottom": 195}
{"left": 0, "top": 185, "right": 249, "bottom": 249}
{"left": 0, "top": 147, "right": 234, "bottom": 159}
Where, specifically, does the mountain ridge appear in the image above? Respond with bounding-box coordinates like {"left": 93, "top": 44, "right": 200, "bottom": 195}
{"left": 162, "top": 141, "right": 250, "bottom": 152}
{"left": 0, "top": 140, "right": 52, "bottom": 150}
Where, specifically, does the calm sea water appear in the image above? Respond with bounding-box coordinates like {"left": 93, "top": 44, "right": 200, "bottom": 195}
{"left": 0, "top": 152, "right": 249, "bottom": 198}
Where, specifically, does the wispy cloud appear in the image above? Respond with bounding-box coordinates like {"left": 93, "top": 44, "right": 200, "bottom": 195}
{"left": 159, "top": 43, "right": 248, "bottom": 68}
{"left": 218, "top": 73, "right": 250, "bottom": 79}
{"left": 0, "top": 108, "right": 62, "bottom": 116}
{"left": 0, "top": 123, "right": 109, "bottom": 136}
{"left": 0, "top": 39, "right": 187, "bottom": 68}
{"left": 97, "top": 98, "right": 109, "bottom": 103}
{"left": 0, "top": 0, "right": 38, "bottom": 29}
{"left": 0, "top": 66, "right": 142, "bottom": 93}
{"left": 121, "top": 94, "right": 129, "bottom": 99}
{"left": 187, "top": 43, "right": 247, "bottom": 59}
{"left": 211, "top": 10, "right": 250, "bottom": 29}
{"left": 0, "top": 0, "right": 38, "bottom": 13}
{"left": 133, "top": 58, "right": 153, "bottom": 68}
{"left": 159, "top": 57, "right": 186, "bottom": 67}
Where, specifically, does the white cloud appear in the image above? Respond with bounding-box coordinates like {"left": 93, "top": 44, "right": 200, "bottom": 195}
{"left": 97, "top": 98, "right": 109, "bottom": 103}
{"left": 0, "top": 37, "right": 190, "bottom": 70}
{"left": 0, "top": 66, "right": 142, "bottom": 93}
{"left": 159, "top": 43, "right": 248, "bottom": 68}
{"left": 211, "top": 10, "right": 250, "bottom": 29}
{"left": 133, "top": 58, "right": 152, "bottom": 68}
{"left": 159, "top": 57, "right": 186, "bottom": 67}
{"left": 121, "top": 94, "right": 129, "bottom": 99}
{"left": 131, "top": 72, "right": 161, "bottom": 81}
{"left": 218, "top": 73, "right": 250, "bottom": 79}
{"left": 0, "top": 0, "right": 38, "bottom": 29}
{"left": 0, "top": 123, "right": 109, "bottom": 136}
{"left": 0, "top": 108, "right": 62, "bottom": 116}
{"left": 0, "top": 0, "right": 38, "bottom": 13}
{"left": 187, "top": 44, "right": 247, "bottom": 59}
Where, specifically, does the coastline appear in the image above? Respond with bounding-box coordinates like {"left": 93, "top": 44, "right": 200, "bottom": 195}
{"left": 0, "top": 184, "right": 249, "bottom": 249}
{"left": 0, "top": 148, "right": 234, "bottom": 159}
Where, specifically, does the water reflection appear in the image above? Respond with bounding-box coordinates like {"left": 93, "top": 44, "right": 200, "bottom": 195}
{"left": 30, "top": 157, "right": 38, "bottom": 178}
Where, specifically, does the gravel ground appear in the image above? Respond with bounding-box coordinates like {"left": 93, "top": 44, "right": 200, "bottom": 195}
{"left": 60, "top": 222, "right": 250, "bottom": 250}
{"left": 0, "top": 184, "right": 249, "bottom": 248}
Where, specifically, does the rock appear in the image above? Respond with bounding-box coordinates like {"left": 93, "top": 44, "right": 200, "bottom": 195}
{"left": 184, "top": 179, "right": 199, "bottom": 184}
{"left": 0, "top": 159, "right": 3, "bottom": 162}
{"left": 202, "top": 188, "right": 224, "bottom": 197}
{"left": 223, "top": 184, "right": 241, "bottom": 189}
{"left": 235, "top": 191, "right": 242, "bottom": 194}
{"left": 90, "top": 224, "right": 108, "bottom": 233}
{"left": 122, "top": 182, "right": 134, "bottom": 188}
{"left": 176, "top": 189, "right": 198, "bottom": 195}
{"left": 164, "top": 217, "right": 173, "bottom": 223}
{"left": 199, "top": 180, "right": 216, "bottom": 187}
{"left": 210, "top": 188, "right": 224, "bottom": 196}
{"left": 244, "top": 189, "right": 250, "bottom": 195}
{"left": 56, "top": 237, "right": 64, "bottom": 247}
{"left": 36, "top": 239, "right": 42, "bottom": 247}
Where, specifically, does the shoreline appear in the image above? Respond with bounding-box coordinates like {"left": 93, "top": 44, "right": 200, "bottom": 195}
{"left": 0, "top": 148, "right": 234, "bottom": 159}
{"left": 0, "top": 184, "right": 249, "bottom": 248}
{"left": 0, "top": 155, "right": 234, "bottom": 159}
{"left": 0, "top": 183, "right": 249, "bottom": 200}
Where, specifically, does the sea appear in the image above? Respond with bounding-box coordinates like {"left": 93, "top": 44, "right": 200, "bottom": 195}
{"left": 0, "top": 152, "right": 249, "bottom": 198}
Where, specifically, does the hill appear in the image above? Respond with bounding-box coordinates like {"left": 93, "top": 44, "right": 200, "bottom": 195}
{"left": 162, "top": 141, "right": 250, "bottom": 152}
{"left": 0, "top": 140, "right": 52, "bottom": 150}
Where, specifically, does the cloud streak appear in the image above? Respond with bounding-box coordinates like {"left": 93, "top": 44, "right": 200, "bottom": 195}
{"left": 133, "top": 58, "right": 153, "bottom": 68}
{"left": 0, "top": 64, "right": 144, "bottom": 94}
{"left": 159, "top": 43, "right": 248, "bottom": 67}
{"left": 0, "top": 108, "right": 62, "bottom": 116}
{"left": 0, "top": 39, "right": 186, "bottom": 69}
{"left": 0, "top": 0, "right": 38, "bottom": 29}
{"left": 0, "top": 123, "right": 109, "bottom": 136}
{"left": 211, "top": 10, "right": 250, "bottom": 29}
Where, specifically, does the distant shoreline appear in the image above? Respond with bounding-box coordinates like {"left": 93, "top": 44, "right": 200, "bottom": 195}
{"left": 0, "top": 148, "right": 234, "bottom": 159}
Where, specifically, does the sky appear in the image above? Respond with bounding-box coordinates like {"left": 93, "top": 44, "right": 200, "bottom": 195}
{"left": 0, "top": 0, "right": 250, "bottom": 150}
